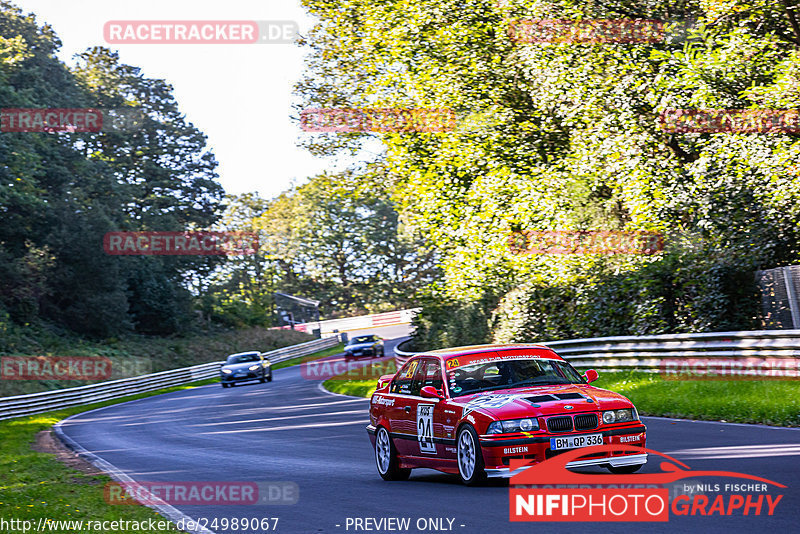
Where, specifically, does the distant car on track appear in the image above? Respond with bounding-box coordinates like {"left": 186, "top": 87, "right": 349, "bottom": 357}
{"left": 344, "top": 335, "right": 385, "bottom": 361}
{"left": 220, "top": 351, "right": 272, "bottom": 388}
{"left": 366, "top": 344, "right": 647, "bottom": 485}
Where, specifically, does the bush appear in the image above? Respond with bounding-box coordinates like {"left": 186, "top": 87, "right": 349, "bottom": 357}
{"left": 409, "top": 294, "right": 496, "bottom": 351}
{"left": 491, "top": 246, "right": 761, "bottom": 343}
{"left": 415, "top": 244, "right": 762, "bottom": 350}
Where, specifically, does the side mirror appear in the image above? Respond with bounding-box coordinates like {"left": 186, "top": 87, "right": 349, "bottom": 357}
{"left": 584, "top": 369, "right": 599, "bottom": 383}
{"left": 420, "top": 386, "right": 445, "bottom": 400}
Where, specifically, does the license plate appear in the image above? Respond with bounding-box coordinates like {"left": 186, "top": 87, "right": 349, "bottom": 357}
{"left": 235, "top": 372, "right": 247, "bottom": 376}
{"left": 550, "top": 433, "right": 603, "bottom": 450}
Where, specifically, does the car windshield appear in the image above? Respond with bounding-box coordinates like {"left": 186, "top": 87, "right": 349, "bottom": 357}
{"left": 226, "top": 353, "right": 260, "bottom": 364}
{"left": 352, "top": 336, "right": 375, "bottom": 343}
{"left": 447, "top": 358, "right": 585, "bottom": 397}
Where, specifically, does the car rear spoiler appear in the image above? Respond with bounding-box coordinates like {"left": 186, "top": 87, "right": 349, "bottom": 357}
{"left": 377, "top": 374, "right": 395, "bottom": 390}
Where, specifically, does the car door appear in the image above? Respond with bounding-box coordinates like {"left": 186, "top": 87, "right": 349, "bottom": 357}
{"left": 414, "top": 358, "right": 450, "bottom": 460}
{"left": 385, "top": 358, "right": 422, "bottom": 455}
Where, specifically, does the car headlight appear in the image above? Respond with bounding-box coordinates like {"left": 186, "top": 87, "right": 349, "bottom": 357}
{"left": 486, "top": 418, "right": 539, "bottom": 434}
{"left": 221, "top": 368, "right": 232, "bottom": 374}
{"left": 603, "top": 408, "right": 637, "bottom": 424}
{"left": 248, "top": 365, "right": 260, "bottom": 371}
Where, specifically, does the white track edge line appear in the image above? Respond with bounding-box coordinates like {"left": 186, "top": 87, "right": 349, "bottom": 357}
{"left": 53, "top": 404, "right": 217, "bottom": 534}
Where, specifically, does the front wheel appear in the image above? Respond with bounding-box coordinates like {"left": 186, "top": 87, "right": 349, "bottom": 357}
{"left": 267, "top": 371, "right": 273, "bottom": 382}
{"left": 457, "top": 425, "right": 486, "bottom": 486}
{"left": 375, "top": 427, "right": 410, "bottom": 481}
{"left": 221, "top": 382, "right": 229, "bottom": 388}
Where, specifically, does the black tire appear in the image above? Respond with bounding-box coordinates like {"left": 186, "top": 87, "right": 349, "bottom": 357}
{"left": 374, "top": 427, "right": 411, "bottom": 481}
{"left": 259, "top": 375, "right": 266, "bottom": 383}
{"left": 456, "top": 425, "right": 487, "bottom": 486}
{"left": 267, "top": 371, "right": 273, "bottom": 382}
{"left": 607, "top": 464, "right": 643, "bottom": 474}
{"left": 221, "top": 382, "right": 229, "bottom": 388}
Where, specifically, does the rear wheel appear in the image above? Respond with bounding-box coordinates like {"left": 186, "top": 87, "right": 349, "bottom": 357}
{"left": 457, "top": 425, "right": 486, "bottom": 486}
{"left": 607, "top": 464, "right": 643, "bottom": 474}
{"left": 221, "top": 382, "right": 229, "bottom": 388}
{"left": 267, "top": 371, "right": 273, "bottom": 382}
{"left": 375, "top": 427, "right": 410, "bottom": 481}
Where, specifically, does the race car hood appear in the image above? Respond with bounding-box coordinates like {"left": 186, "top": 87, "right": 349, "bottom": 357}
{"left": 450, "top": 384, "right": 633, "bottom": 419}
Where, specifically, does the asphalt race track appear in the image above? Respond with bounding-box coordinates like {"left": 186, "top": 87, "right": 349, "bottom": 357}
{"left": 58, "top": 330, "right": 800, "bottom": 534}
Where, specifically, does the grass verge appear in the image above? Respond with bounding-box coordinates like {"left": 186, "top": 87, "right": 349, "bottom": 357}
{"left": 0, "top": 378, "right": 218, "bottom": 533}
{"left": 323, "top": 378, "right": 381, "bottom": 398}
{"left": 271, "top": 343, "right": 345, "bottom": 370}
{"left": 592, "top": 370, "right": 800, "bottom": 427}
{"left": 0, "top": 338, "right": 342, "bottom": 532}
{"left": 1, "top": 326, "right": 313, "bottom": 397}
{"left": 322, "top": 359, "right": 397, "bottom": 398}
{"left": 323, "top": 367, "right": 800, "bottom": 427}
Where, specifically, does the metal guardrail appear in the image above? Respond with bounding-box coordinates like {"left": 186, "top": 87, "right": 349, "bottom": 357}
{"left": 0, "top": 336, "right": 341, "bottom": 421}
{"left": 394, "top": 330, "right": 800, "bottom": 373}
{"left": 272, "top": 308, "right": 420, "bottom": 335}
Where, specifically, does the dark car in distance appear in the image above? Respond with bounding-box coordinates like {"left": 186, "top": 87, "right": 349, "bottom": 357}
{"left": 344, "top": 335, "right": 385, "bottom": 361}
{"left": 220, "top": 351, "right": 272, "bottom": 388}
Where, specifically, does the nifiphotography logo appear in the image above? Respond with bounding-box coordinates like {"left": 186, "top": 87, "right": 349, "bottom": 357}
{"left": 509, "top": 444, "right": 785, "bottom": 522}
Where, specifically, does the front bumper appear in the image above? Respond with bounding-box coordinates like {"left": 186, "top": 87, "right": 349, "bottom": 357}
{"left": 485, "top": 453, "right": 648, "bottom": 478}
{"left": 221, "top": 371, "right": 262, "bottom": 383}
{"left": 346, "top": 349, "right": 375, "bottom": 358}
{"left": 481, "top": 423, "right": 647, "bottom": 477}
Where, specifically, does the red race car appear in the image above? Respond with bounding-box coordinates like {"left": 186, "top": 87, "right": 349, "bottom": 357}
{"left": 366, "top": 344, "right": 647, "bottom": 485}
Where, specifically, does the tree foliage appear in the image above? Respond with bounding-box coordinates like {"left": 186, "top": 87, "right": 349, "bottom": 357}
{"left": 297, "top": 0, "right": 800, "bottom": 348}
{"left": 0, "top": 2, "right": 224, "bottom": 337}
{"left": 211, "top": 168, "right": 439, "bottom": 321}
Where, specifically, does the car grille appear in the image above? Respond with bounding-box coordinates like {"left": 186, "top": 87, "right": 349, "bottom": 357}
{"left": 574, "top": 413, "right": 598, "bottom": 430}
{"left": 547, "top": 416, "right": 573, "bottom": 433}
